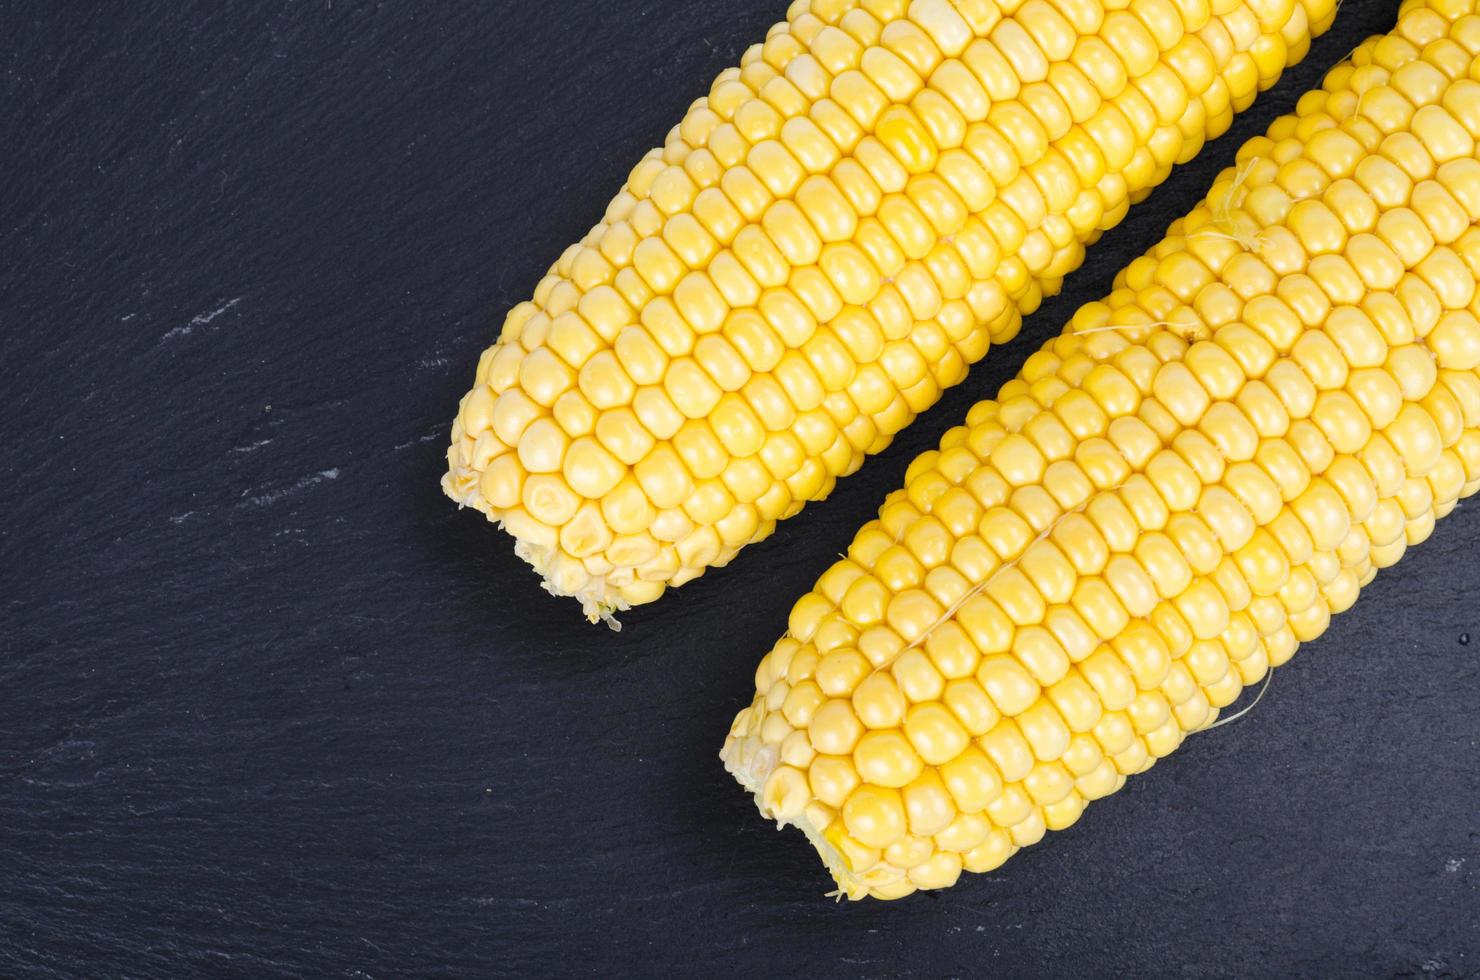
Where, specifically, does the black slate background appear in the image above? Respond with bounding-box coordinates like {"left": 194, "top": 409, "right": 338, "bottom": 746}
{"left": 2, "top": 2, "right": 1478, "bottom": 977}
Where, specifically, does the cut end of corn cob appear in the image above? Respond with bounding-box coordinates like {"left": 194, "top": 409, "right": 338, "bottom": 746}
{"left": 446, "top": 0, "right": 1337, "bottom": 617}
{"left": 442, "top": 468, "right": 631, "bottom": 625}
{"left": 720, "top": 733, "right": 868, "bottom": 899}
{"left": 725, "top": 0, "right": 1480, "bottom": 900}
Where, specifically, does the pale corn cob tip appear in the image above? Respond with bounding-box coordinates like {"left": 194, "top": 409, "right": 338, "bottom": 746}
{"left": 725, "top": 0, "right": 1480, "bottom": 900}
{"left": 446, "top": 0, "right": 1340, "bottom": 620}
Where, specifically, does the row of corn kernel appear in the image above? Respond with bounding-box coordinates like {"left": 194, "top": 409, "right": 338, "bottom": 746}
{"left": 446, "top": 0, "right": 1337, "bottom": 620}
{"left": 723, "top": 0, "right": 1480, "bottom": 899}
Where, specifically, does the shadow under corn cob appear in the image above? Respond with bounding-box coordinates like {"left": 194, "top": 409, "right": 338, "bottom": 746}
{"left": 723, "top": 0, "right": 1480, "bottom": 900}
{"left": 445, "top": 0, "right": 1338, "bottom": 623}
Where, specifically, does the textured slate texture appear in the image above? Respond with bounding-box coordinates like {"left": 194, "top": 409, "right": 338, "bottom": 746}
{"left": 2, "top": 2, "right": 1478, "bottom": 977}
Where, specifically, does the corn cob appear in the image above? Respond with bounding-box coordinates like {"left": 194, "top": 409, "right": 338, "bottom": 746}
{"left": 722, "top": 0, "right": 1480, "bottom": 900}
{"left": 445, "top": 0, "right": 1338, "bottom": 623}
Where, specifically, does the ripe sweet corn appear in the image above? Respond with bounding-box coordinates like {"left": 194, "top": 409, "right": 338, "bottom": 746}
{"left": 723, "top": 0, "right": 1480, "bottom": 900}
{"left": 445, "top": 0, "right": 1339, "bottom": 623}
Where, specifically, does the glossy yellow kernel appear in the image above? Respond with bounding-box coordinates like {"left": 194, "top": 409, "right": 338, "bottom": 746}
{"left": 809, "top": 697, "right": 866, "bottom": 756}
{"left": 1007, "top": 808, "right": 1047, "bottom": 848}
{"left": 1023, "top": 759, "right": 1075, "bottom": 812}
{"left": 1012, "top": 624, "right": 1070, "bottom": 687}
{"left": 1072, "top": 576, "right": 1131, "bottom": 641}
{"left": 1045, "top": 672, "right": 1103, "bottom": 733}
{"left": 478, "top": 453, "right": 525, "bottom": 510}
{"left": 924, "top": 622, "right": 980, "bottom": 680}
{"left": 854, "top": 729, "right": 926, "bottom": 788}
{"left": 937, "top": 677, "right": 998, "bottom": 736}
{"left": 842, "top": 784, "right": 908, "bottom": 849}
{"left": 521, "top": 475, "right": 580, "bottom": 527}
{"left": 815, "top": 649, "right": 872, "bottom": 699}
{"left": 882, "top": 832, "right": 935, "bottom": 873}
{"left": 977, "top": 717, "right": 1036, "bottom": 785}
{"left": 876, "top": 105, "right": 938, "bottom": 174}
{"left": 934, "top": 744, "right": 1002, "bottom": 811}
{"left": 562, "top": 436, "right": 627, "bottom": 499}
{"left": 1015, "top": 697, "right": 1071, "bottom": 763}
{"left": 902, "top": 770, "right": 958, "bottom": 838}
{"left": 1112, "top": 624, "right": 1173, "bottom": 690}
{"left": 809, "top": 754, "right": 862, "bottom": 809}
{"left": 934, "top": 810, "right": 993, "bottom": 855}
{"left": 960, "top": 828, "right": 1015, "bottom": 875}
{"left": 976, "top": 654, "right": 1041, "bottom": 715}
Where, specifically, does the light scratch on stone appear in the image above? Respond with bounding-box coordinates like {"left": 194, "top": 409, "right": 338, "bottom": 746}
{"left": 231, "top": 438, "right": 273, "bottom": 454}
{"left": 238, "top": 468, "right": 340, "bottom": 508}
{"left": 393, "top": 431, "right": 442, "bottom": 452}
{"left": 160, "top": 296, "right": 242, "bottom": 342}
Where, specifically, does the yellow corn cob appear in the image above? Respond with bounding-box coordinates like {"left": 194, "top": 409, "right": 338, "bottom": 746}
{"left": 445, "top": 0, "right": 1339, "bottom": 623}
{"left": 723, "top": 0, "right": 1480, "bottom": 900}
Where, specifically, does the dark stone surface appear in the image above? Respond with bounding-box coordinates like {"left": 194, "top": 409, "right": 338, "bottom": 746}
{"left": 3, "top": 2, "right": 1477, "bottom": 977}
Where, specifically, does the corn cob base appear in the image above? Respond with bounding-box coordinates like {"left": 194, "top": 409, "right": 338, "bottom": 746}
{"left": 446, "top": 0, "right": 1338, "bottom": 621}
{"left": 724, "top": 0, "right": 1480, "bottom": 900}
